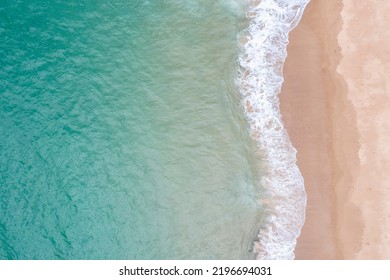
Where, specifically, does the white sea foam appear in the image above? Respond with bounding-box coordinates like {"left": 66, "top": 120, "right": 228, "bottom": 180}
{"left": 237, "top": 0, "right": 310, "bottom": 259}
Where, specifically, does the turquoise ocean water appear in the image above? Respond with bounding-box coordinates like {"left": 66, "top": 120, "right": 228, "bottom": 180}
{"left": 0, "top": 0, "right": 309, "bottom": 259}
{"left": 0, "top": 0, "right": 263, "bottom": 259}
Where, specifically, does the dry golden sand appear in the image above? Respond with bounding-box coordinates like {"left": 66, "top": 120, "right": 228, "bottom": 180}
{"left": 280, "top": 0, "right": 390, "bottom": 259}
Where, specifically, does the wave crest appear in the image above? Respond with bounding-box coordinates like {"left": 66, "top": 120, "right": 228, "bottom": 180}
{"left": 237, "top": 0, "right": 310, "bottom": 259}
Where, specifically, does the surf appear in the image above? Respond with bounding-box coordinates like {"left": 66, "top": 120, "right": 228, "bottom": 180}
{"left": 237, "top": 0, "right": 310, "bottom": 259}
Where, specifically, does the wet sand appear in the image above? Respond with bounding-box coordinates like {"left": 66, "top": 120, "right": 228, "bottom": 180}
{"left": 280, "top": 0, "right": 390, "bottom": 259}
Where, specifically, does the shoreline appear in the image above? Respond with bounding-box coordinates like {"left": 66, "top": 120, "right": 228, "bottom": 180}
{"left": 281, "top": 0, "right": 390, "bottom": 259}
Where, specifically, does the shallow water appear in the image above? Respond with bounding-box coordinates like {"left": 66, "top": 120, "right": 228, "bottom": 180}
{"left": 0, "top": 0, "right": 264, "bottom": 259}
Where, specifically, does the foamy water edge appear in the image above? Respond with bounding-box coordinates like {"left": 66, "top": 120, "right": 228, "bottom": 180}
{"left": 237, "top": 0, "right": 310, "bottom": 259}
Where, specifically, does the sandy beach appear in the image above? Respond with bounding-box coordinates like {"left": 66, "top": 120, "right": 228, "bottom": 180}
{"left": 281, "top": 0, "right": 390, "bottom": 259}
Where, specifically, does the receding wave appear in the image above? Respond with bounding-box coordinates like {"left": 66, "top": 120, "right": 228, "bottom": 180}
{"left": 236, "top": 0, "right": 310, "bottom": 259}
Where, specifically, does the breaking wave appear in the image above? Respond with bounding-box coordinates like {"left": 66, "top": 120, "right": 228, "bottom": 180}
{"left": 237, "top": 0, "right": 310, "bottom": 259}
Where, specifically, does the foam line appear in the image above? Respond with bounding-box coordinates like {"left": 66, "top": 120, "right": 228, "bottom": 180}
{"left": 237, "top": 0, "right": 310, "bottom": 259}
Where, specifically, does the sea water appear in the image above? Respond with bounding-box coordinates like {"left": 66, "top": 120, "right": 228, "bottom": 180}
{"left": 0, "top": 0, "right": 308, "bottom": 260}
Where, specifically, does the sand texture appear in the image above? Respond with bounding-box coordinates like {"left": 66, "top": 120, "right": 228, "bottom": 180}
{"left": 280, "top": 0, "right": 390, "bottom": 259}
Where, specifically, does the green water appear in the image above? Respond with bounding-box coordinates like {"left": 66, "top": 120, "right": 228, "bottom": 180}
{"left": 0, "top": 0, "right": 262, "bottom": 259}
